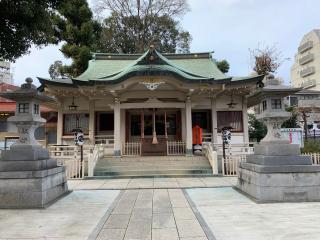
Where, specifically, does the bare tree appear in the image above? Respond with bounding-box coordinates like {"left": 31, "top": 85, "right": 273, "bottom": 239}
{"left": 93, "top": 0, "right": 189, "bottom": 19}
{"left": 94, "top": 0, "right": 191, "bottom": 53}
{"left": 249, "top": 44, "right": 289, "bottom": 76}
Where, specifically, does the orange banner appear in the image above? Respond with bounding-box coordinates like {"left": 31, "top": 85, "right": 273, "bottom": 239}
{"left": 192, "top": 125, "right": 203, "bottom": 145}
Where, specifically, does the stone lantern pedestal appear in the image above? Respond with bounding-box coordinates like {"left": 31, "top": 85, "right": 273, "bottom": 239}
{"left": 0, "top": 78, "right": 68, "bottom": 208}
{"left": 237, "top": 77, "right": 320, "bottom": 202}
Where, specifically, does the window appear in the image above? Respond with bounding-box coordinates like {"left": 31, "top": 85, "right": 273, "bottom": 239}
{"left": 63, "top": 113, "right": 89, "bottom": 135}
{"left": 97, "top": 112, "right": 114, "bottom": 132}
{"left": 18, "top": 103, "right": 29, "bottom": 113}
{"left": 0, "top": 120, "right": 7, "bottom": 132}
{"left": 34, "top": 104, "right": 39, "bottom": 114}
{"left": 130, "top": 114, "right": 141, "bottom": 136}
{"left": 167, "top": 113, "right": 177, "bottom": 135}
{"left": 290, "top": 97, "right": 298, "bottom": 106}
{"left": 217, "top": 111, "right": 243, "bottom": 132}
{"left": 192, "top": 111, "right": 211, "bottom": 131}
{"left": 271, "top": 99, "right": 282, "bottom": 109}
{"left": 262, "top": 100, "right": 267, "bottom": 111}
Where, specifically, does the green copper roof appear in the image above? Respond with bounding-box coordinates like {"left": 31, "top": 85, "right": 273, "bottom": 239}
{"left": 38, "top": 47, "right": 264, "bottom": 86}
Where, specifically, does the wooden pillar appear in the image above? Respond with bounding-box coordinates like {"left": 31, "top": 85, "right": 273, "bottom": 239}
{"left": 185, "top": 97, "right": 193, "bottom": 155}
{"left": 211, "top": 98, "right": 218, "bottom": 144}
{"left": 57, "top": 101, "right": 63, "bottom": 145}
{"left": 242, "top": 97, "right": 249, "bottom": 144}
{"left": 152, "top": 108, "right": 158, "bottom": 144}
{"left": 88, "top": 100, "right": 95, "bottom": 144}
{"left": 114, "top": 97, "right": 121, "bottom": 156}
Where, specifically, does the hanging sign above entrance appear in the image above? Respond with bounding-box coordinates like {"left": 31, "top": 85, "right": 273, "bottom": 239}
{"left": 140, "top": 80, "right": 165, "bottom": 91}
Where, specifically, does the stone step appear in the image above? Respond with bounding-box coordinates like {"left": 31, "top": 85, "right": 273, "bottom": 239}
{"left": 95, "top": 166, "right": 212, "bottom": 171}
{"left": 93, "top": 155, "right": 213, "bottom": 178}
{"left": 95, "top": 161, "right": 210, "bottom": 167}
{"left": 94, "top": 168, "right": 213, "bottom": 178}
{"left": 100, "top": 156, "right": 207, "bottom": 161}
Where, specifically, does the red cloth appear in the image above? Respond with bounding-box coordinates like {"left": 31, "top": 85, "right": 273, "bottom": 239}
{"left": 192, "top": 125, "right": 203, "bottom": 145}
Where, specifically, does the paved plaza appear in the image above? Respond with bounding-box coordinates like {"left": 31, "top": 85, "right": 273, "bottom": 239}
{"left": 68, "top": 177, "right": 237, "bottom": 190}
{"left": 1, "top": 177, "right": 320, "bottom": 239}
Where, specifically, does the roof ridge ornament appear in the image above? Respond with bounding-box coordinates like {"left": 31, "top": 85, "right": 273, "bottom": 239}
{"left": 21, "top": 77, "right": 37, "bottom": 90}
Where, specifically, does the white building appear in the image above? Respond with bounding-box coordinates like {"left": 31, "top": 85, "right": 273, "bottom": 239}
{"left": 0, "top": 61, "right": 13, "bottom": 85}
{"left": 291, "top": 29, "right": 320, "bottom": 90}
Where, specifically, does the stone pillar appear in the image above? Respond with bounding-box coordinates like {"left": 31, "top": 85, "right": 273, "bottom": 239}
{"left": 185, "top": 97, "right": 193, "bottom": 155}
{"left": 88, "top": 100, "right": 95, "bottom": 144}
{"left": 211, "top": 98, "right": 218, "bottom": 144}
{"left": 57, "top": 101, "right": 64, "bottom": 145}
{"left": 242, "top": 97, "right": 249, "bottom": 144}
{"left": 114, "top": 97, "right": 121, "bottom": 156}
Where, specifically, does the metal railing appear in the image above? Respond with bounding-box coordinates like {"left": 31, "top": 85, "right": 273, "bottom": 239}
{"left": 222, "top": 155, "right": 247, "bottom": 176}
{"left": 167, "top": 141, "right": 186, "bottom": 155}
{"left": 122, "top": 142, "right": 141, "bottom": 156}
{"left": 298, "top": 41, "right": 313, "bottom": 53}
{"left": 300, "top": 66, "right": 315, "bottom": 77}
{"left": 300, "top": 79, "right": 316, "bottom": 88}
{"left": 299, "top": 53, "right": 314, "bottom": 65}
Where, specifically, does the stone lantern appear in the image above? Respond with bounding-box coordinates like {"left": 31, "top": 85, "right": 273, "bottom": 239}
{"left": 0, "top": 78, "right": 68, "bottom": 208}
{"left": 8, "top": 78, "right": 47, "bottom": 146}
{"left": 237, "top": 76, "right": 320, "bottom": 202}
{"left": 256, "top": 78, "right": 292, "bottom": 144}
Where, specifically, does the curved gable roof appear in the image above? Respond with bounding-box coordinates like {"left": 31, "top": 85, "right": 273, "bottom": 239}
{"left": 38, "top": 47, "right": 264, "bottom": 86}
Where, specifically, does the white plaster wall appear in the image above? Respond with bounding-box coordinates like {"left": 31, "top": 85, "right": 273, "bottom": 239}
{"left": 216, "top": 94, "right": 242, "bottom": 110}
{"left": 62, "top": 97, "right": 89, "bottom": 111}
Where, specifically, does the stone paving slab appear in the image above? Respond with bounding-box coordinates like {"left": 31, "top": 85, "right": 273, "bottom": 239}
{"left": 186, "top": 187, "right": 320, "bottom": 240}
{"left": 68, "top": 177, "right": 236, "bottom": 190}
{"left": 0, "top": 190, "right": 120, "bottom": 240}
{"left": 95, "top": 189, "right": 209, "bottom": 240}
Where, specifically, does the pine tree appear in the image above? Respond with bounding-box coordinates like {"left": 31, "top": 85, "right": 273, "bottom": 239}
{"left": 51, "top": 0, "right": 101, "bottom": 77}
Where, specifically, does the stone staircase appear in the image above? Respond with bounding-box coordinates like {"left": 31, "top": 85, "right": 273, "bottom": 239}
{"left": 93, "top": 155, "right": 213, "bottom": 178}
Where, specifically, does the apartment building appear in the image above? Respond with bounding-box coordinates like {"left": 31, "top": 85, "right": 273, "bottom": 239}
{"left": 0, "top": 61, "right": 13, "bottom": 85}
{"left": 291, "top": 29, "right": 320, "bottom": 90}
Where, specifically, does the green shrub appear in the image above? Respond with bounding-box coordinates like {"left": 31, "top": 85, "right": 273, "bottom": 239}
{"left": 301, "top": 140, "right": 320, "bottom": 153}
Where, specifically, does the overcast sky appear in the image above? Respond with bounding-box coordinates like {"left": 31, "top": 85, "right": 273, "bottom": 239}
{"left": 12, "top": 0, "right": 320, "bottom": 86}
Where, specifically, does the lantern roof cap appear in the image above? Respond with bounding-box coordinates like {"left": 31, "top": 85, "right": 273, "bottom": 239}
{"left": 0, "top": 78, "right": 54, "bottom": 102}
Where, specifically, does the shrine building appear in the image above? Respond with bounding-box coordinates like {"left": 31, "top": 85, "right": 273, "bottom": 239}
{"left": 38, "top": 46, "right": 264, "bottom": 156}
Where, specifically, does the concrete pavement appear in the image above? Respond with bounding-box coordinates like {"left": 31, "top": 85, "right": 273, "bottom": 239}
{"left": 68, "top": 177, "right": 237, "bottom": 190}
{"left": 2, "top": 177, "right": 320, "bottom": 239}
{"left": 95, "top": 189, "right": 208, "bottom": 240}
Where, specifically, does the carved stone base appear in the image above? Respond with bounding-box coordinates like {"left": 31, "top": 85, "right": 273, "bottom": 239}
{"left": 0, "top": 145, "right": 69, "bottom": 208}
{"left": 237, "top": 166, "right": 320, "bottom": 202}
{"left": 237, "top": 143, "right": 320, "bottom": 202}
